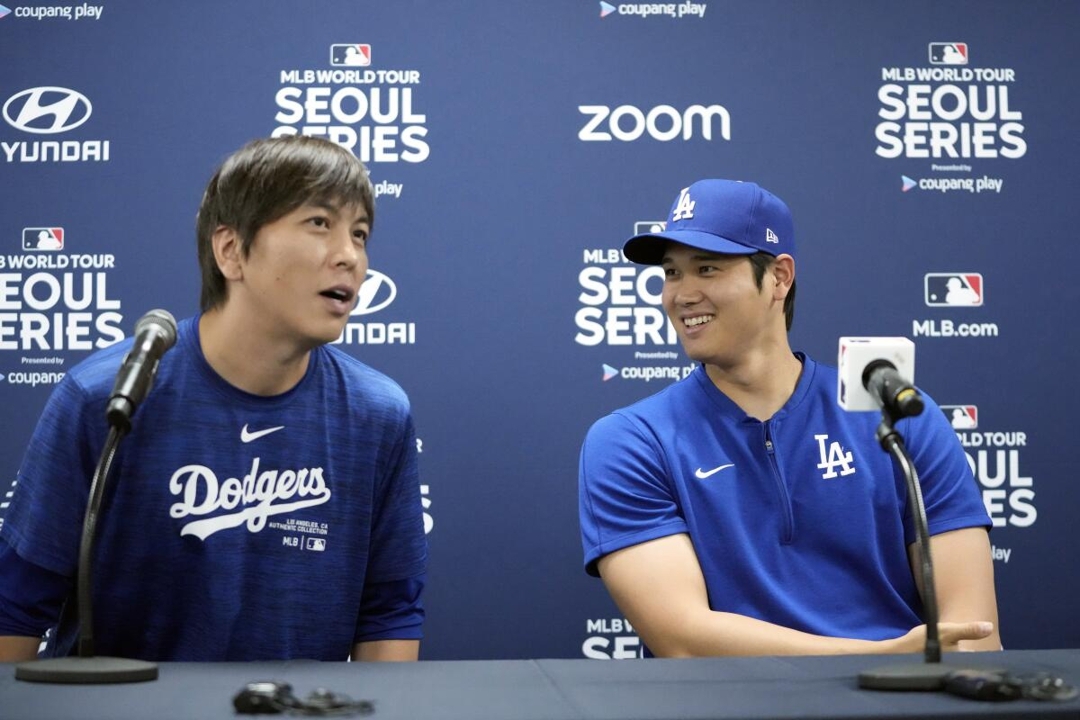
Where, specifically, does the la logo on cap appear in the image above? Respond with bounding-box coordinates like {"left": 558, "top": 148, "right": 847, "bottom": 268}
{"left": 672, "top": 187, "right": 695, "bottom": 221}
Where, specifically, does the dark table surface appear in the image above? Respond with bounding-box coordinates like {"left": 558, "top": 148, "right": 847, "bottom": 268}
{"left": 2, "top": 649, "right": 1078, "bottom": 720}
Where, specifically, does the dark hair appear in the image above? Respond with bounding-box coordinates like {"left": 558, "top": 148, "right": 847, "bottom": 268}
{"left": 748, "top": 252, "right": 796, "bottom": 331}
{"left": 196, "top": 135, "right": 375, "bottom": 312}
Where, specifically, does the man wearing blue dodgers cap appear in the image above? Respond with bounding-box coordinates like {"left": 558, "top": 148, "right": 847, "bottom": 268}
{"left": 578, "top": 179, "right": 1001, "bottom": 657}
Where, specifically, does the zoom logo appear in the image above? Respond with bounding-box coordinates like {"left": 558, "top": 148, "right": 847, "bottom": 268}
{"left": 350, "top": 269, "right": 397, "bottom": 316}
{"left": 578, "top": 104, "right": 731, "bottom": 142}
{"left": 3, "top": 87, "right": 92, "bottom": 134}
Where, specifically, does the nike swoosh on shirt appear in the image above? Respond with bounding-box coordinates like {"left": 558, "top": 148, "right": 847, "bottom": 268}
{"left": 694, "top": 464, "right": 734, "bottom": 479}
{"left": 240, "top": 424, "right": 285, "bottom": 443}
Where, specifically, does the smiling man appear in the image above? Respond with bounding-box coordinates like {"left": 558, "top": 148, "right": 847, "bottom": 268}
{"left": 0, "top": 136, "right": 427, "bottom": 662}
{"left": 578, "top": 179, "right": 1000, "bottom": 657}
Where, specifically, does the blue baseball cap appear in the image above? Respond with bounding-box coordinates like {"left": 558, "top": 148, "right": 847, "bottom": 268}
{"left": 623, "top": 179, "right": 795, "bottom": 265}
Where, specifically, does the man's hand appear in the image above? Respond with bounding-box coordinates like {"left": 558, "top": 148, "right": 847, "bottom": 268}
{"left": 883, "top": 621, "right": 995, "bottom": 654}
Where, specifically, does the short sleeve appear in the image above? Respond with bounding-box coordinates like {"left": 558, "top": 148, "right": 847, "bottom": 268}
{"left": 578, "top": 412, "right": 688, "bottom": 577}
{"left": 353, "top": 574, "right": 425, "bottom": 643}
{"left": 899, "top": 393, "right": 991, "bottom": 541}
{"left": 364, "top": 411, "right": 427, "bottom": 584}
{"left": 1, "top": 374, "right": 100, "bottom": 577}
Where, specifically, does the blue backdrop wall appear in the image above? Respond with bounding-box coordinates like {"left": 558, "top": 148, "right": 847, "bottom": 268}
{"left": 1, "top": 0, "right": 1077, "bottom": 659}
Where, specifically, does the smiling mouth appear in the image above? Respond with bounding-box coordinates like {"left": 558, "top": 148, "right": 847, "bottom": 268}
{"left": 684, "top": 315, "right": 714, "bottom": 328}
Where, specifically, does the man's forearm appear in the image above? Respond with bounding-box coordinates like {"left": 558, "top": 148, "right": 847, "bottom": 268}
{"left": 0, "top": 636, "right": 41, "bottom": 662}
{"left": 350, "top": 639, "right": 419, "bottom": 661}
{"left": 598, "top": 534, "right": 993, "bottom": 659}
{"left": 647, "top": 609, "right": 884, "bottom": 658}
{"left": 918, "top": 528, "right": 1002, "bottom": 651}
{"left": 647, "top": 608, "right": 992, "bottom": 658}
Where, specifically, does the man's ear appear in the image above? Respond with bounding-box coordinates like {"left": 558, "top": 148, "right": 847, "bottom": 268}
{"left": 212, "top": 226, "right": 244, "bottom": 281}
{"left": 772, "top": 254, "right": 795, "bottom": 301}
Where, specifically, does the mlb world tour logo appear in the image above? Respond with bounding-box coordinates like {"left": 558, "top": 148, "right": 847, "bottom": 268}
{"left": 876, "top": 55, "right": 1025, "bottom": 159}
{"left": 576, "top": 250, "right": 676, "bottom": 346}
{"left": 583, "top": 618, "right": 643, "bottom": 659}
{"left": 0, "top": 251, "right": 123, "bottom": 351}
{"left": 958, "top": 429, "right": 1035, "bottom": 529}
{"left": 273, "top": 83, "right": 429, "bottom": 163}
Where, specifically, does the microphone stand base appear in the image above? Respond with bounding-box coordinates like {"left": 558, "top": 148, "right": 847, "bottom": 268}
{"left": 15, "top": 656, "right": 158, "bottom": 684}
{"left": 858, "top": 662, "right": 958, "bottom": 691}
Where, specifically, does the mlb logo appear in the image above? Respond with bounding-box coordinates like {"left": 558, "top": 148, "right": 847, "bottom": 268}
{"left": 330, "top": 44, "right": 371, "bottom": 67}
{"left": 941, "top": 405, "right": 978, "bottom": 430}
{"left": 634, "top": 221, "right": 666, "bottom": 235}
{"left": 305, "top": 537, "right": 327, "bottom": 552}
{"left": 929, "top": 42, "right": 968, "bottom": 65}
{"left": 23, "top": 227, "right": 64, "bottom": 251}
{"left": 924, "top": 273, "right": 983, "bottom": 307}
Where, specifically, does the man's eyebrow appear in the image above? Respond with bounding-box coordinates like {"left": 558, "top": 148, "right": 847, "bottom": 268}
{"left": 661, "top": 252, "right": 727, "bottom": 264}
{"left": 307, "top": 201, "right": 369, "bottom": 225}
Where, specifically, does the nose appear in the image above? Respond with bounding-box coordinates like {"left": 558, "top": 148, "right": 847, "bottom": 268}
{"left": 668, "top": 276, "right": 704, "bottom": 307}
{"left": 331, "top": 228, "right": 362, "bottom": 270}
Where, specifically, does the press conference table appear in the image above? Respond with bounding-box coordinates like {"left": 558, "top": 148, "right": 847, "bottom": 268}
{"left": 2, "top": 649, "right": 1078, "bottom": 720}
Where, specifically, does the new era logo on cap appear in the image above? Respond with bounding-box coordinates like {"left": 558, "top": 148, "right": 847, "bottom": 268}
{"left": 623, "top": 179, "right": 795, "bottom": 265}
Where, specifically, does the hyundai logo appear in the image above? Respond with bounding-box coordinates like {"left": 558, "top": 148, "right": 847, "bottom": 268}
{"left": 3, "top": 87, "right": 92, "bottom": 134}
{"left": 351, "top": 269, "right": 397, "bottom": 316}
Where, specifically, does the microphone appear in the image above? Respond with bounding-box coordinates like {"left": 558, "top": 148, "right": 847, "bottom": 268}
{"left": 838, "top": 337, "right": 922, "bottom": 418}
{"left": 863, "top": 359, "right": 924, "bottom": 419}
{"left": 105, "top": 309, "right": 178, "bottom": 432}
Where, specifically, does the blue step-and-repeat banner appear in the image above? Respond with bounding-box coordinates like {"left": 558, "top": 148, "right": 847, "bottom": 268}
{"left": 1, "top": 1, "right": 1077, "bottom": 658}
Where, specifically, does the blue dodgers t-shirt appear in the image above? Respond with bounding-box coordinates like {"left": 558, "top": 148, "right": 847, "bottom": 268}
{"left": 579, "top": 356, "right": 990, "bottom": 644}
{"left": 2, "top": 316, "right": 427, "bottom": 661}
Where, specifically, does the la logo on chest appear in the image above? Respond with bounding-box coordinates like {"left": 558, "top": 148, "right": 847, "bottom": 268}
{"left": 815, "top": 434, "right": 856, "bottom": 479}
